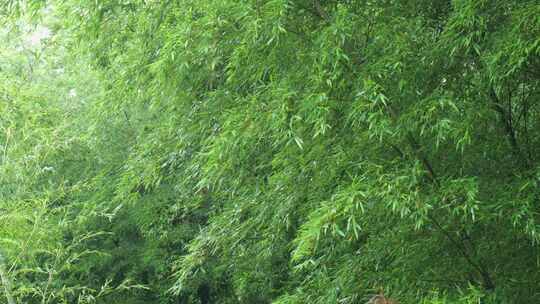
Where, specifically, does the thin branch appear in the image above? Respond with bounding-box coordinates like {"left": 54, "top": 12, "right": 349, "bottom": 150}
{"left": 123, "top": 109, "right": 133, "bottom": 128}
{"left": 488, "top": 87, "right": 529, "bottom": 168}
{"left": 428, "top": 214, "right": 494, "bottom": 290}
{"left": 383, "top": 101, "right": 495, "bottom": 290}
{"left": 388, "top": 142, "right": 405, "bottom": 158}
{"left": 313, "top": 0, "right": 329, "bottom": 20}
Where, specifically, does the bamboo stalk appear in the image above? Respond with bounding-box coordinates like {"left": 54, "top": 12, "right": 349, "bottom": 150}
{"left": 0, "top": 252, "right": 16, "bottom": 304}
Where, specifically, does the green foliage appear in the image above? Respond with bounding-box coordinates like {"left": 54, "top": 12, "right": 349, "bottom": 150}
{"left": 1, "top": 0, "right": 539, "bottom": 303}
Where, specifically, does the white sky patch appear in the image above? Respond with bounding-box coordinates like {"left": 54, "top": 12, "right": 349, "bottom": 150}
{"left": 26, "top": 25, "right": 52, "bottom": 47}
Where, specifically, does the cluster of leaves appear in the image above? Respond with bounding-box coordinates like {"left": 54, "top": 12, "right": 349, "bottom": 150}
{"left": 1, "top": 0, "right": 539, "bottom": 303}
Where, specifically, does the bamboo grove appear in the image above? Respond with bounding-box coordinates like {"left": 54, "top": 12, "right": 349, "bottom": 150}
{"left": 0, "top": 0, "right": 539, "bottom": 303}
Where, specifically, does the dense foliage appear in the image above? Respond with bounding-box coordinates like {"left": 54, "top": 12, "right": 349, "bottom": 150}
{"left": 1, "top": 0, "right": 539, "bottom": 303}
